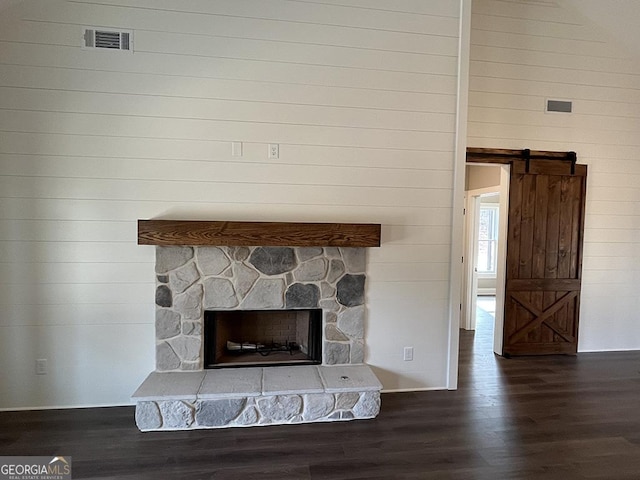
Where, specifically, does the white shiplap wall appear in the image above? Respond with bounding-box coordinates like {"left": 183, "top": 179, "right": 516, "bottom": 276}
{"left": 0, "top": 0, "right": 462, "bottom": 408}
{"left": 468, "top": 0, "right": 640, "bottom": 352}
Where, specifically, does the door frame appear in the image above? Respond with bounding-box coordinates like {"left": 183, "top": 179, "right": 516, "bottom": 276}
{"left": 461, "top": 166, "right": 510, "bottom": 355}
{"left": 449, "top": 148, "right": 581, "bottom": 386}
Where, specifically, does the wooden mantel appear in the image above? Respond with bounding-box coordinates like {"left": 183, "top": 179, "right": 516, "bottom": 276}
{"left": 138, "top": 220, "right": 381, "bottom": 247}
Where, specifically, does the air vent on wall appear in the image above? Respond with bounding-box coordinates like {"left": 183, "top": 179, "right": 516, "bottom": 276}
{"left": 546, "top": 99, "right": 572, "bottom": 113}
{"left": 83, "top": 27, "right": 133, "bottom": 52}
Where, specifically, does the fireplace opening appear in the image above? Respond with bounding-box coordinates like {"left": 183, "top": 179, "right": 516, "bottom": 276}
{"left": 204, "top": 309, "right": 322, "bottom": 368}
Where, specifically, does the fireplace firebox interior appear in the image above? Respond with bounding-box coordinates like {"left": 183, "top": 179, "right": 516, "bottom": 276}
{"left": 204, "top": 309, "right": 322, "bottom": 368}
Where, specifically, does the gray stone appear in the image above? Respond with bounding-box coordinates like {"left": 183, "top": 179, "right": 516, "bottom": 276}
{"left": 203, "top": 278, "right": 238, "bottom": 309}
{"left": 181, "top": 361, "right": 200, "bottom": 370}
{"left": 319, "top": 365, "right": 382, "bottom": 392}
{"left": 327, "top": 259, "right": 346, "bottom": 284}
{"left": 157, "top": 275, "right": 169, "bottom": 283}
{"left": 156, "top": 342, "right": 181, "bottom": 371}
{"left": 297, "top": 247, "right": 323, "bottom": 262}
{"left": 286, "top": 272, "right": 294, "bottom": 285}
{"left": 135, "top": 402, "right": 162, "bottom": 430}
{"left": 325, "top": 342, "right": 350, "bottom": 365}
{"left": 222, "top": 266, "right": 233, "bottom": 277}
{"left": 156, "top": 247, "right": 193, "bottom": 274}
{"left": 197, "top": 247, "right": 231, "bottom": 275}
{"left": 169, "top": 262, "right": 200, "bottom": 295}
{"left": 156, "top": 309, "right": 181, "bottom": 340}
{"left": 321, "top": 281, "right": 336, "bottom": 299}
{"left": 200, "top": 368, "right": 263, "bottom": 398}
{"left": 351, "top": 340, "right": 365, "bottom": 363}
{"left": 235, "top": 406, "right": 259, "bottom": 425}
{"left": 324, "top": 311, "right": 337, "bottom": 323}
{"left": 294, "top": 258, "right": 327, "bottom": 282}
{"left": 132, "top": 372, "right": 204, "bottom": 401}
{"left": 325, "top": 323, "right": 349, "bottom": 342}
{"left": 290, "top": 415, "right": 304, "bottom": 424}
{"left": 341, "top": 411, "right": 355, "bottom": 420}
{"left": 158, "top": 400, "right": 194, "bottom": 429}
{"left": 285, "top": 283, "right": 320, "bottom": 308}
{"left": 336, "top": 274, "right": 365, "bottom": 307}
{"left": 174, "top": 284, "right": 203, "bottom": 320}
{"left": 241, "top": 279, "right": 285, "bottom": 309}
{"left": 335, "top": 392, "right": 360, "bottom": 410}
{"left": 234, "top": 263, "right": 259, "bottom": 299}
{"left": 233, "top": 247, "right": 250, "bottom": 262}
{"left": 257, "top": 395, "right": 302, "bottom": 422}
{"left": 319, "top": 299, "right": 340, "bottom": 313}
{"left": 325, "top": 247, "right": 341, "bottom": 258}
{"left": 249, "top": 247, "right": 297, "bottom": 275}
{"left": 353, "top": 391, "right": 381, "bottom": 418}
{"left": 328, "top": 411, "right": 341, "bottom": 420}
{"left": 341, "top": 248, "right": 366, "bottom": 272}
{"left": 155, "top": 285, "right": 172, "bottom": 307}
{"left": 337, "top": 305, "right": 365, "bottom": 339}
{"left": 168, "top": 336, "right": 201, "bottom": 362}
{"left": 181, "top": 321, "right": 201, "bottom": 336}
{"left": 303, "top": 394, "right": 335, "bottom": 421}
{"left": 263, "top": 366, "right": 323, "bottom": 395}
{"left": 196, "top": 398, "right": 246, "bottom": 427}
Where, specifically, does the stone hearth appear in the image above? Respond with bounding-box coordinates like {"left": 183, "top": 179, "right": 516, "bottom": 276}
{"left": 133, "top": 365, "right": 381, "bottom": 431}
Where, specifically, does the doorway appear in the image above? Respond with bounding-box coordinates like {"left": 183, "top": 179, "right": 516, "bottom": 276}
{"left": 459, "top": 148, "right": 587, "bottom": 362}
{"left": 461, "top": 164, "right": 509, "bottom": 355}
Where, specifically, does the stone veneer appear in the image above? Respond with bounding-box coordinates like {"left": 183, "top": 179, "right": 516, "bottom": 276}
{"left": 155, "top": 246, "right": 367, "bottom": 370}
{"left": 133, "top": 365, "right": 382, "bottom": 431}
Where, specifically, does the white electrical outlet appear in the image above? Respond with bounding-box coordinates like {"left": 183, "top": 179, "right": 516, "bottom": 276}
{"left": 36, "top": 358, "right": 48, "bottom": 375}
{"left": 403, "top": 347, "right": 414, "bottom": 361}
{"left": 268, "top": 143, "right": 279, "bottom": 159}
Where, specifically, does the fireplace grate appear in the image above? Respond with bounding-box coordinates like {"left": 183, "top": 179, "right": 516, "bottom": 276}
{"left": 227, "top": 340, "right": 300, "bottom": 357}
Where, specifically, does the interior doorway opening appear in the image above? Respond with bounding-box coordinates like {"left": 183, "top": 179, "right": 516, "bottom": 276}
{"left": 461, "top": 163, "right": 509, "bottom": 356}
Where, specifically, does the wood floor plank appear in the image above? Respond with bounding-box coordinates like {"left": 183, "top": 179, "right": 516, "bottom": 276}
{"left": 2, "top": 305, "right": 640, "bottom": 479}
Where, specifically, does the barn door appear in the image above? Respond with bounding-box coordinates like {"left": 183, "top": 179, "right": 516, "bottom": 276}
{"left": 503, "top": 158, "right": 587, "bottom": 356}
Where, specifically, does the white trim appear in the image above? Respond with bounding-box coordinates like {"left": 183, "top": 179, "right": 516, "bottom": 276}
{"left": 447, "top": 0, "right": 472, "bottom": 391}
{"left": 462, "top": 193, "right": 480, "bottom": 330}
{"left": 493, "top": 165, "right": 510, "bottom": 356}
{"left": 467, "top": 186, "right": 500, "bottom": 197}
{"left": 0, "top": 402, "right": 135, "bottom": 412}
{"left": 381, "top": 387, "right": 443, "bottom": 394}
{"left": 477, "top": 288, "right": 496, "bottom": 296}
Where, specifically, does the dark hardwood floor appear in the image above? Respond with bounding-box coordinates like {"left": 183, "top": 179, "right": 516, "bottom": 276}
{"left": 2, "top": 303, "right": 640, "bottom": 479}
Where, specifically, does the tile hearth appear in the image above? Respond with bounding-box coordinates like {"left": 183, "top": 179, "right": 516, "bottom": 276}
{"left": 133, "top": 365, "right": 382, "bottom": 431}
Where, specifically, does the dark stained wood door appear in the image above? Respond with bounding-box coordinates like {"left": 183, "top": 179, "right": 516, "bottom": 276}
{"left": 503, "top": 158, "right": 587, "bottom": 356}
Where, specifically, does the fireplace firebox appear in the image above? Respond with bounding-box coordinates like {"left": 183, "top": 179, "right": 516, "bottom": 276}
{"left": 204, "top": 309, "right": 322, "bottom": 368}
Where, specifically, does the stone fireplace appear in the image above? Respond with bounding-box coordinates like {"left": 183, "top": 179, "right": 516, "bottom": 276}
{"left": 154, "top": 245, "right": 367, "bottom": 370}
{"left": 133, "top": 220, "right": 383, "bottom": 431}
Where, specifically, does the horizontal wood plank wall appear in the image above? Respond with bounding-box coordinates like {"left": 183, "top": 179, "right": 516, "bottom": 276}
{"left": 468, "top": 0, "right": 640, "bottom": 352}
{"left": 0, "top": 0, "right": 461, "bottom": 408}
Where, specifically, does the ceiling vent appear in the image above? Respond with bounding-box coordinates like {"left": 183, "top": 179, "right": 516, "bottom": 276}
{"left": 546, "top": 99, "right": 572, "bottom": 113}
{"left": 83, "top": 27, "right": 133, "bottom": 52}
